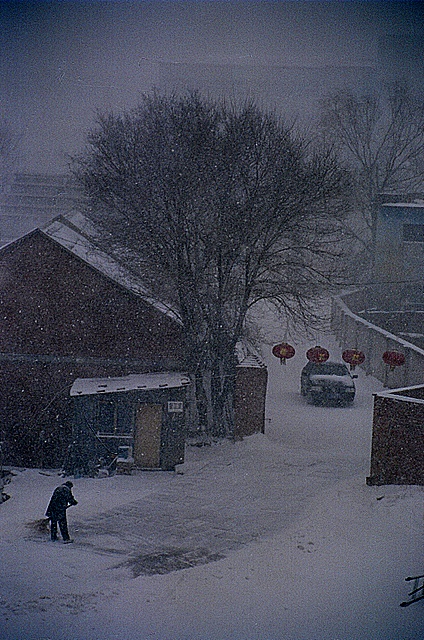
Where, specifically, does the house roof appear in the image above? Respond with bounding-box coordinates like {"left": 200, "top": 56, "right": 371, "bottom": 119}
{"left": 42, "top": 212, "right": 182, "bottom": 324}
{"left": 70, "top": 371, "right": 191, "bottom": 396}
{"left": 1, "top": 211, "right": 267, "bottom": 371}
{"left": 383, "top": 201, "right": 424, "bottom": 209}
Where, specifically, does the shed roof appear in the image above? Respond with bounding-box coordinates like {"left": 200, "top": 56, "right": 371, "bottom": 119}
{"left": 70, "top": 371, "right": 191, "bottom": 396}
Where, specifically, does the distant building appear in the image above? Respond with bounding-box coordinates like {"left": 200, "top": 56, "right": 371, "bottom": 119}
{"left": 374, "top": 201, "right": 424, "bottom": 285}
{"left": 0, "top": 173, "right": 79, "bottom": 247}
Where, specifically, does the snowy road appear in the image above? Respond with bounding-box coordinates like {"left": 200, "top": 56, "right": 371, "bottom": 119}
{"left": 1, "top": 330, "right": 424, "bottom": 639}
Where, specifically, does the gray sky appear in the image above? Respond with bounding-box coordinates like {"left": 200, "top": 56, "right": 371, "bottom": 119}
{"left": 1, "top": 1, "right": 423, "bottom": 172}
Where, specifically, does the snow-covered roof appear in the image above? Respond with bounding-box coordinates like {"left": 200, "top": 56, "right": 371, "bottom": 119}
{"left": 235, "top": 341, "right": 266, "bottom": 368}
{"left": 70, "top": 372, "right": 191, "bottom": 396}
{"left": 383, "top": 201, "right": 424, "bottom": 209}
{"left": 42, "top": 213, "right": 181, "bottom": 324}
{"left": 374, "top": 383, "right": 424, "bottom": 405}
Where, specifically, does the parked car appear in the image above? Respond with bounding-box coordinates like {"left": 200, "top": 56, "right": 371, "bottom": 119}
{"left": 300, "top": 361, "right": 357, "bottom": 405}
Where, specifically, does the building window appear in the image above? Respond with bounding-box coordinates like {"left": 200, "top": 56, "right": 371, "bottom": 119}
{"left": 96, "top": 399, "right": 133, "bottom": 436}
{"left": 403, "top": 224, "right": 424, "bottom": 242}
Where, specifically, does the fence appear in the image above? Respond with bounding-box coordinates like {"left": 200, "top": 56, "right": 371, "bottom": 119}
{"left": 331, "top": 289, "right": 424, "bottom": 389}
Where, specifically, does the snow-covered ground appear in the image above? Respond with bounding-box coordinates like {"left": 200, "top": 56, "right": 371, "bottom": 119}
{"left": 1, "top": 329, "right": 423, "bottom": 640}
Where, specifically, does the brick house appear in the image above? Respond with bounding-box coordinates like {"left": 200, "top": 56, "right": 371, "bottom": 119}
{"left": 0, "top": 213, "right": 267, "bottom": 469}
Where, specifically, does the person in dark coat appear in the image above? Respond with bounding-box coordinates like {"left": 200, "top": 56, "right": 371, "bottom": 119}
{"left": 46, "top": 481, "right": 78, "bottom": 543}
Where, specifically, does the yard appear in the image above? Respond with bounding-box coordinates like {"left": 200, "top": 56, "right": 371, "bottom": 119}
{"left": 1, "top": 331, "right": 423, "bottom": 640}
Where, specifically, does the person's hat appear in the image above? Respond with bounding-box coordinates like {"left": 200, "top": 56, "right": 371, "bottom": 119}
{"left": 64, "top": 481, "right": 73, "bottom": 488}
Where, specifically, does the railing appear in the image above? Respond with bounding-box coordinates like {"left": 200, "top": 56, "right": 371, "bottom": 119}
{"left": 331, "top": 290, "right": 424, "bottom": 388}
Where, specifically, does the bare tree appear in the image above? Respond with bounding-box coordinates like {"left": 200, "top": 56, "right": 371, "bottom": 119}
{"left": 319, "top": 81, "right": 424, "bottom": 264}
{"left": 73, "top": 92, "right": 349, "bottom": 438}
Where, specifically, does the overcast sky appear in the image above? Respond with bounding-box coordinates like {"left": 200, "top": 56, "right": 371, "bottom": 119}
{"left": 1, "top": 1, "right": 423, "bottom": 172}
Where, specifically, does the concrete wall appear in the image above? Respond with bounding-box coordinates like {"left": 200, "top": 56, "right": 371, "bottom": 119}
{"left": 331, "top": 290, "right": 424, "bottom": 389}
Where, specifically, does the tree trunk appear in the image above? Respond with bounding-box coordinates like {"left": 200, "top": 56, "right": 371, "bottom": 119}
{"left": 210, "top": 354, "right": 236, "bottom": 439}
{"left": 192, "top": 351, "right": 237, "bottom": 440}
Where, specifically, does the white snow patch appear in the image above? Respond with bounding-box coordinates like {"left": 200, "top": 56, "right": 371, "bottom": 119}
{"left": 70, "top": 371, "right": 191, "bottom": 396}
{"left": 310, "top": 373, "right": 355, "bottom": 387}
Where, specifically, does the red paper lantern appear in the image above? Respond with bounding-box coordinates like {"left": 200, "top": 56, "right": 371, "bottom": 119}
{"left": 342, "top": 349, "right": 365, "bottom": 370}
{"left": 272, "top": 342, "right": 296, "bottom": 364}
{"left": 306, "top": 345, "right": 329, "bottom": 364}
{"left": 382, "top": 350, "right": 405, "bottom": 371}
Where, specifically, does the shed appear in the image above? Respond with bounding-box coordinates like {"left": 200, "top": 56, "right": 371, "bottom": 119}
{"left": 67, "top": 372, "right": 191, "bottom": 474}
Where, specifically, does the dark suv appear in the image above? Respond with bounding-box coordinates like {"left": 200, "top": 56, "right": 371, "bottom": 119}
{"left": 300, "top": 361, "right": 357, "bottom": 405}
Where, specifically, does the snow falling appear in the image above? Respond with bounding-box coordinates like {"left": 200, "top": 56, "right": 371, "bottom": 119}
{"left": 1, "top": 326, "right": 423, "bottom": 640}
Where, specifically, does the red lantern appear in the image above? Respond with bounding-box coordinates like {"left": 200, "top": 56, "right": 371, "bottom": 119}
{"left": 342, "top": 349, "right": 365, "bottom": 370}
{"left": 383, "top": 350, "right": 405, "bottom": 371}
{"left": 306, "top": 345, "right": 329, "bottom": 364}
{"left": 272, "top": 342, "right": 296, "bottom": 365}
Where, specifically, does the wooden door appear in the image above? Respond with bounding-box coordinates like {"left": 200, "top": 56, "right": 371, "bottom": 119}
{"left": 133, "top": 404, "right": 162, "bottom": 468}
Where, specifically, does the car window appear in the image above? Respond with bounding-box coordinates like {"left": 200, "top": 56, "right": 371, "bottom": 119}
{"left": 307, "top": 363, "right": 349, "bottom": 376}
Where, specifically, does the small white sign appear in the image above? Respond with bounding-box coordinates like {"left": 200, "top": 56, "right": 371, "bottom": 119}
{"left": 167, "top": 401, "right": 184, "bottom": 413}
